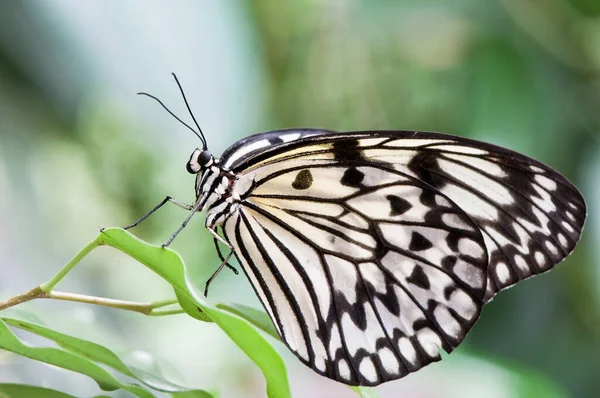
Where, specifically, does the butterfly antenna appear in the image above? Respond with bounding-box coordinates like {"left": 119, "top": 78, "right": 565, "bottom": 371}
{"left": 137, "top": 92, "right": 205, "bottom": 145}
{"left": 171, "top": 73, "right": 208, "bottom": 150}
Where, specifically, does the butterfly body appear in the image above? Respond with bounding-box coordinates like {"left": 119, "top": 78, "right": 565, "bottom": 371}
{"left": 181, "top": 128, "right": 585, "bottom": 386}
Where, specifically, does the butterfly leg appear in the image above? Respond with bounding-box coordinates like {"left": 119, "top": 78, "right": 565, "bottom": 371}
{"left": 204, "top": 250, "right": 234, "bottom": 297}
{"left": 162, "top": 201, "right": 204, "bottom": 247}
{"left": 208, "top": 226, "right": 237, "bottom": 274}
{"left": 207, "top": 224, "right": 232, "bottom": 248}
{"left": 123, "top": 196, "right": 193, "bottom": 230}
{"left": 214, "top": 235, "right": 238, "bottom": 275}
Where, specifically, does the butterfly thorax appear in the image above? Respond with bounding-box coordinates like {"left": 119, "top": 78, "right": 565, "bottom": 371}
{"left": 194, "top": 160, "right": 241, "bottom": 229}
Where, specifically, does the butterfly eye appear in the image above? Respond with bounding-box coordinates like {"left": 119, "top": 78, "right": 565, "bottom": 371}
{"left": 187, "top": 149, "right": 213, "bottom": 174}
{"left": 199, "top": 150, "right": 212, "bottom": 166}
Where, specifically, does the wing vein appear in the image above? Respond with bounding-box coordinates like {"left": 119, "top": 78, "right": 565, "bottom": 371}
{"left": 437, "top": 152, "right": 580, "bottom": 240}
{"left": 239, "top": 211, "right": 315, "bottom": 365}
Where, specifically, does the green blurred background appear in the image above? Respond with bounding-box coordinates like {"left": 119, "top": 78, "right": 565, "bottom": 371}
{"left": 0, "top": 1, "right": 598, "bottom": 397}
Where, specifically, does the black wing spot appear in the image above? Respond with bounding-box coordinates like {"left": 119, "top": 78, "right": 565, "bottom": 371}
{"left": 292, "top": 169, "right": 313, "bottom": 190}
{"left": 269, "top": 136, "right": 284, "bottom": 145}
{"left": 341, "top": 167, "right": 365, "bottom": 187}
{"left": 443, "top": 285, "right": 456, "bottom": 300}
{"left": 412, "top": 318, "right": 430, "bottom": 331}
{"left": 332, "top": 139, "right": 365, "bottom": 162}
{"left": 386, "top": 195, "right": 412, "bottom": 216}
{"left": 409, "top": 231, "right": 433, "bottom": 251}
{"left": 408, "top": 151, "right": 447, "bottom": 189}
{"left": 406, "top": 264, "right": 431, "bottom": 290}
{"left": 441, "top": 255, "right": 457, "bottom": 272}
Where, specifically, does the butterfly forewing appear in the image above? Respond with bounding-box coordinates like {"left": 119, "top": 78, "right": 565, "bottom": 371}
{"left": 210, "top": 129, "right": 586, "bottom": 386}
{"left": 220, "top": 128, "right": 333, "bottom": 170}
{"left": 224, "top": 131, "right": 586, "bottom": 301}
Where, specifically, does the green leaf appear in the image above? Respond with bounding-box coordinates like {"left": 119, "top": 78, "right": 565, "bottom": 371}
{"left": 0, "top": 319, "right": 155, "bottom": 398}
{"left": 216, "top": 302, "right": 279, "bottom": 340}
{"left": 175, "top": 290, "right": 212, "bottom": 323}
{"left": 1, "top": 316, "right": 206, "bottom": 394}
{"left": 100, "top": 227, "right": 291, "bottom": 398}
{"left": 0, "top": 384, "right": 78, "bottom": 398}
{"left": 2, "top": 317, "right": 135, "bottom": 377}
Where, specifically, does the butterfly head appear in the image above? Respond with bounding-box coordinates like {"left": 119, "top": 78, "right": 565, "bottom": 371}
{"left": 186, "top": 148, "right": 213, "bottom": 174}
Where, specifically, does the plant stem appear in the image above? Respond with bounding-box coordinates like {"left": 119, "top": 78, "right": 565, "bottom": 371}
{"left": 45, "top": 291, "right": 159, "bottom": 315}
{"left": 0, "top": 286, "right": 47, "bottom": 311}
{"left": 149, "top": 298, "right": 179, "bottom": 309}
{"left": 40, "top": 235, "right": 103, "bottom": 292}
{"left": 148, "top": 308, "right": 185, "bottom": 316}
{"left": 0, "top": 288, "right": 182, "bottom": 316}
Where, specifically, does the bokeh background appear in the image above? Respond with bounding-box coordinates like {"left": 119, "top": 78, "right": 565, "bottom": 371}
{"left": 0, "top": 1, "right": 599, "bottom": 397}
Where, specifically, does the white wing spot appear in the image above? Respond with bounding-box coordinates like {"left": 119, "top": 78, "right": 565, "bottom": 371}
{"left": 458, "top": 237, "right": 485, "bottom": 258}
{"left": 338, "top": 359, "right": 351, "bottom": 381}
{"left": 545, "top": 240, "right": 559, "bottom": 256}
{"left": 314, "top": 356, "right": 326, "bottom": 372}
{"left": 448, "top": 289, "right": 477, "bottom": 321}
{"left": 433, "top": 306, "right": 461, "bottom": 339}
{"left": 328, "top": 324, "right": 342, "bottom": 358}
{"left": 514, "top": 255, "right": 529, "bottom": 273}
{"left": 398, "top": 337, "right": 417, "bottom": 365}
{"left": 561, "top": 221, "right": 575, "bottom": 233}
{"left": 566, "top": 211, "right": 576, "bottom": 222}
{"left": 454, "top": 259, "right": 485, "bottom": 289}
{"left": 530, "top": 165, "right": 544, "bottom": 173}
{"left": 534, "top": 251, "right": 546, "bottom": 267}
{"left": 535, "top": 174, "right": 557, "bottom": 191}
{"left": 359, "top": 357, "right": 378, "bottom": 384}
{"left": 280, "top": 132, "right": 301, "bottom": 142}
{"left": 378, "top": 347, "right": 400, "bottom": 375}
{"left": 416, "top": 328, "right": 442, "bottom": 359}
{"left": 435, "top": 195, "right": 452, "bottom": 208}
{"left": 495, "top": 262, "right": 511, "bottom": 284}
{"left": 558, "top": 233, "right": 569, "bottom": 248}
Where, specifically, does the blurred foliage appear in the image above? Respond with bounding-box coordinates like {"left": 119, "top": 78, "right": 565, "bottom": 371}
{"left": 0, "top": 0, "right": 598, "bottom": 397}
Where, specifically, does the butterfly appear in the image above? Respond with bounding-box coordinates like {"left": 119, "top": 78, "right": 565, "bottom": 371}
{"left": 129, "top": 74, "right": 586, "bottom": 386}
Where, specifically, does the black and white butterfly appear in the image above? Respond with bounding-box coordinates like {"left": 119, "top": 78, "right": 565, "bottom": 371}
{"left": 130, "top": 75, "right": 586, "bottom": 386}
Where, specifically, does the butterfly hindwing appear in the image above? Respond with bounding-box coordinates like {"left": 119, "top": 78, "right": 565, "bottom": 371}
{"left": 222, "top": 162, "right": 488, "bottom": 385}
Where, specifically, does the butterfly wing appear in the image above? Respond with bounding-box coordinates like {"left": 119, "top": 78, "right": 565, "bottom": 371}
{"left": 217, "top": 129, "right": 586, "bottom": 385}
{"left": 222, "top": 162, "right": 488, "bottom": 385}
